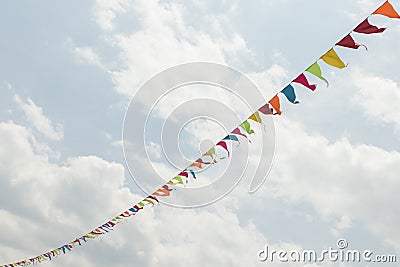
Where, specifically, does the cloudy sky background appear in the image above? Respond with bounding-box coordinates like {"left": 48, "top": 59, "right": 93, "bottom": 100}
{"left": 1, "top": 0, "right": 400, "bottom": 266}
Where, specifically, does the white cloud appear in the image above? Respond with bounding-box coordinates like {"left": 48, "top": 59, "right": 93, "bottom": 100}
{"left": 0, "top": 120, "right": 316, "bottom": 267}
{"left": 14, "top": 95, "right": 64, "bottom": 141}
{"left": 352, "top": 69, "right": 400, "bottom": 132}
{"left": 0, "top": 121, "right": 138, "bottom": 265}
{"left": 268, "top": 118, "right": 400, "bottom": 251}
{"left": 93, "top": 0, "right": 130, "bottom": 31}
{"left": 100, "top": 0, "right": 253, "bottom": 96}
{"left": 73, "top": 46, "right": 105, "bottom": 70}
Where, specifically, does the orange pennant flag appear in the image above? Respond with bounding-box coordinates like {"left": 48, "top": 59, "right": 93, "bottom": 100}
{"left": 373, "top": 1, "right": 400, "bottom": 18}
{"left": 152, "top": 185, "right": 173, "bottom": 197}
{"left": 190, "top": 162, "right": 203, "bottom": 168}
{"left": 268, "top": 95, "right": 282, "bottom": 115}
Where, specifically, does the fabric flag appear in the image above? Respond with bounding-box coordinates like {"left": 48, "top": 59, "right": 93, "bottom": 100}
{"left": 143, "top": 198, "right": 156, "bottom": 206}
{"left": 197, "top": 158, "right": 212, "bottom": 165}
{"left": 281, "top": 85, "right": 299, "bottom": 104}
{"left": 320, "top": 48, "right": 346, "bottom": 69}
{"left": 168, "top": 176, "right": 184, "bottom": 185}
{"left": 354, "top": 18, "right": 386, "bottom": 34}
{"left": 240, "top": 120, "right": 255, "bottom": 135}
{"left": 223, "top": 135, "right": 239, "bottom": 142}
{"left": 306, "top": 62, "right": 329, "bottom": 86}
{"left": 147, "top": 195, "right": 159, "bottom": 203}
{"left": 179, "top": 172, "right": 188, "bottom": 178}
{"left": 189, "top": 170, "right": 196, "bottom": 179}
{"left": 373, "top": 0, "right": 400, "bottom": 18}
{"left": 336, "top": 34, "right": 367, "bottom": 50}
{"left": 258, "top": 103, "right": 274, "bottom": 115}
{"left": 190, "top": 162, "right": 202, "bottom": 168}
{"left": 249, "top": 111, "right": 262, "bottom": 123}
{"left": 203, "top": 147, "right": 216, "bottom": 158}
{"left": 268, "top": 95, "right": 282, "bottom": 115}
{"left": 293, "top": 73, "right": 317, "bottom": 91}
{"left": 231, "top": 127, "right": 251, "bottom": 143}
{"left": 153, "top": 185, "right": 173, "bottom": 197}
{"left": 216, "top": 141, "right": 229, "bottom": 156}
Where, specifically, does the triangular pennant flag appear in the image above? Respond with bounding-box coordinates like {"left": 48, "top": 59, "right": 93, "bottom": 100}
{"left": 258, "top": 103, "right": 274, "bottom": 115}
{"left": 292, "top": 73, "right": 317, "bottom": 91}
{"left": 147, "top": 195, "right": 159, "bottom": 203}
{"left": 281, "top": 85, "right": 299, "bottom": 104}
{"left": 216, "top": 141, "right": 230, "bottom": 156}
{"left": 306, "top": 62, "right": 329, "bottom": 86}
{"left": 268, "top": 95, "right": 282, "bottom": 115}
{"left": 240, "top": 120, "right": 255, "bottom": 135}
{"left": 373, "top": 0, "right": 400, "bottom": 18}
{"left": 249, "top": 111, "right": 262, "bottom": 123}
{"left": 168, "top": 176, "right": 184, "bottom": 185}
{"left": 196, "top": 158, "right": 212, "bottom": 164}
{"left": 320, "top": 48, "right": 346, "bottom": 69}
{"left": 231, "top": 127, "right": 252, "bottom": 143}
{"left": 141, "top": 198, "right": 155, "bottom": 206}
{"left": 178, "top": 171, "right": 188, "bottom": 178}
{"left": 223, "top": 135, "right": 239, "bottom": 142}
{"left": 190, "top": 162, "right": 202, "bottom": 168}
{"left": 203, "top": 147, "right": 216, "bottom": 158}
{"left": 189, "top": 170, "right": 196, "bottom": 179}
{"left": 152, "top": 186, "right": 172, "bottom": 197}
{"left": 336, "top": 34, "right": 367, "bottom": 50}
{"left": 354, "top": 18, "right": 386, "bottom": 34}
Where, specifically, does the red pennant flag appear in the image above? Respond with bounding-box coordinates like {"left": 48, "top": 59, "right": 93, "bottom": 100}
{"left": 373, "top": 0, "right": 400, "bottom": 18}
{"left": 336, "top": 34, "right": 367, "bottom": 50}
{"left": 354, "top": 18, "right": 386, "bottom": 34}
{"left": 268, "top": 95, "right": 282, "bottom": 115}
{"left": 178, "top": 171, "right": 188, "bottom": 178}
{"left": 292, "top": 74, "right": 317, "bottom": 91}
{"left": 216, "top": 141, "right": 229, "bottom": 156}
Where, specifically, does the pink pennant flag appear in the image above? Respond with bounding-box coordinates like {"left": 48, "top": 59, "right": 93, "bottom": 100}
{"left": 231, "top": 127, "right": 252, "bottom": 143}
{"left": 292, "top": 73, "right": 317, "bottom": 91}
{"left": 258, "top": 103, "right": 274, "bottom": 115}
{"left": 232, "top": 127, "right": 247, "bottom": 139}
{"left": 216, "top": 141, "right": 230, "bottom": 156}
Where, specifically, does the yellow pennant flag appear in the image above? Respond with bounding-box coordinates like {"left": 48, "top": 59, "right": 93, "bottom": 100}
{"left": 320, "top": 48, "right": 346, "bottom": 69}
{"left": 249, "top": 111, "right": 262, "bottom": 123}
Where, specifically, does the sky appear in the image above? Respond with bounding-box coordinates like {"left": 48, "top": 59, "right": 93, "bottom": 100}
{"left": 1, "top": 0, "right": 400, "bottom": 266}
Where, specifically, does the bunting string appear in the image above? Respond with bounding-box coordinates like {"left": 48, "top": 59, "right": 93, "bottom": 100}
{"left": 1, "top": 1, "right": 399, "bottom": 266}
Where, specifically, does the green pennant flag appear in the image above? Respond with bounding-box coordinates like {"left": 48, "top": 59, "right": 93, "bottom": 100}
{"left": 306, "top": 62, "right": 329, "bottom": 86}
{"left": 240, "top": 120, "right": 255, "bottom": 135}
